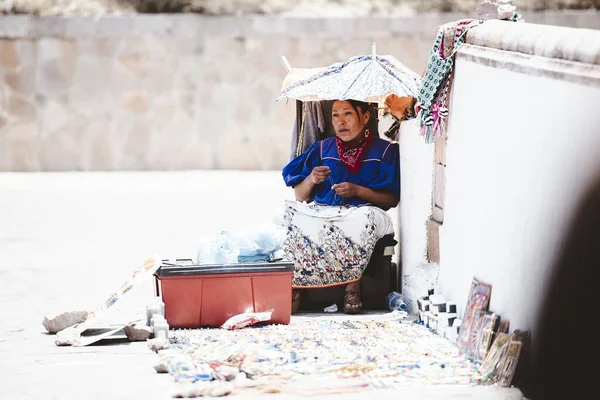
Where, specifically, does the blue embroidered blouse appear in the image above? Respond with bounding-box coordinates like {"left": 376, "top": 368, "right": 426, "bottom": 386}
{"left": 282, "top": 137, "right": 400, "bottom": 209}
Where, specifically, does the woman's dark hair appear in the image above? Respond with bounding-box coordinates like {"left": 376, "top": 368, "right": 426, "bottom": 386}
{"left": 346, "top": 99, "right": 371, "bottom": 117}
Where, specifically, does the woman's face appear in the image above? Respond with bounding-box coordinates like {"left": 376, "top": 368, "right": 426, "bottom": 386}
{"left": 332, "top": 100, "right": 370, "bottom": 142}
{"left": 385, "top": 94, "right": 413, "bottom": 121}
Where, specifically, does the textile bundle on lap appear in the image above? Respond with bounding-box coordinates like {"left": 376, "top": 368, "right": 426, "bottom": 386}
{"left": 282, "top": 200, "right": 394, "bottom": 287}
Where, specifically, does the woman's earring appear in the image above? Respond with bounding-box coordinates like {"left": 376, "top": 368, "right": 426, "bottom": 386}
{"left": 365, "top": 128, "right": 370, "bottom": 138}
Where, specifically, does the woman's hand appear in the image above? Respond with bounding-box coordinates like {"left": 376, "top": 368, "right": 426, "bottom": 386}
{"left": 332, "top": 182, "right": 361, "bottom": 198}
{"left": 309, "top": 166, "right": 330, "bottom": 185}
{"left": 335, "top": 183, "right": 399, "bottom": 210}
{"left": 293, "top": 166, "right": 329, "bottom": 202}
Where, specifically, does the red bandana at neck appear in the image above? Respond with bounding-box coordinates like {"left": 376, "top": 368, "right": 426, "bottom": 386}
{"left": 335, "top": 131, "right": 374, "bottom": 174}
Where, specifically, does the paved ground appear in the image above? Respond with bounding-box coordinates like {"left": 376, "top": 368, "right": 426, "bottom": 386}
{"left": 0, "top": 171, "right": 525, "bottom": 399}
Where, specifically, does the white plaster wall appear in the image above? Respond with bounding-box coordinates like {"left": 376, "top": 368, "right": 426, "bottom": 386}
{"left": 438, "top": 56, "right": 600, "bottom": 333}
{"left": 397, "top": 118, "right": 436, "bottom": 311}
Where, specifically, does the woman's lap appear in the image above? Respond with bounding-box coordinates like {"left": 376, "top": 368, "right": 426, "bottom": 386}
{"left": 281, "top": 200, "right": 393, "bottom": 288}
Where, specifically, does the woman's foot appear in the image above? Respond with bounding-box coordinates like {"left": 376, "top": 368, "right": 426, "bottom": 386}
{"left": 343, "top": 282, "right": 362, "bottom": 314}
{"left": 292, "top": 289, "right": 301, "bottom": 314}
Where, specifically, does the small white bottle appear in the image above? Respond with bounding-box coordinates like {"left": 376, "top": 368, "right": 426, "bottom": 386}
{"left": 146, "top": 297, "right": 165, "bottom": 326}
{"left": 153, "top": 318, "right": 169, "bottom": 339}
{"left": 150, "top": 314, "right": 164, "bottom": 328}
{"left": 146, "top": 304, "right": 159, "bottom": 326}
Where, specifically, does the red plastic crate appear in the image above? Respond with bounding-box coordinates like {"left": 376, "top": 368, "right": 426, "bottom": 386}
{"left": 154, "top": 259, "right": 294, "bottom": 328}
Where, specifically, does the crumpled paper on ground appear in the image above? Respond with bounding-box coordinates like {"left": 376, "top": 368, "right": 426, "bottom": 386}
{"left": 324, "top": 304, "right": 338, "bottom": 313}
{"left": 221, "top": 309, "right": 273, "bottom": 330}
{"left": 148, "top": 337, "right": 171, "bottom": 353}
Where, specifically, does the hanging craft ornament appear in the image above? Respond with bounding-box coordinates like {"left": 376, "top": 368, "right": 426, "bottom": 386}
{"left": 417, "top": 9, "right": 523, "bottom": 144}
{"left": 417, "top": 19, "right": 483, "bottom": 144}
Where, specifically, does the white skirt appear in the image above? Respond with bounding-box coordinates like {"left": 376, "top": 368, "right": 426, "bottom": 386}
{"left": 281, "top": 200, "right": 393, "bottom": 288}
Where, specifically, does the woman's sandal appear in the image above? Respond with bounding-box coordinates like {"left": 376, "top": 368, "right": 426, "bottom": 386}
{"left": 292, "top": 289, "right": 301, "bottom": 314}
{"left": 343, "top": 289, "right": 362, "bottom": 314}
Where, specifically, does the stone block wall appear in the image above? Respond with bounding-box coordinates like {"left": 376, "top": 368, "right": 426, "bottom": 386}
{"left": 0, "top": 12, "right": 599, "bottom": 171}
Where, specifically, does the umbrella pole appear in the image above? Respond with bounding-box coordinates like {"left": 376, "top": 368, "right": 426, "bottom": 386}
{"left": 280, "top": 56, "right": 292, "bottom": 72}
{"left": 372, "top": 42, "right": 376, "bottom": 61}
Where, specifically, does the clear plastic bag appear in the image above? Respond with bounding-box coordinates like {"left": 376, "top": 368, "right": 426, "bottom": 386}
{"left": 197, "top": 235, "right": 240, "bottom": 265}
{"left": 220, "top": 231, "right": 260, "bottom": 258}
{"left": 197, "top": 238, "right": 217, "bottom": 264}
{"left": 247, "top": 224, "right": 285, "bottom": 255}
{"left": 197, "top": 224, "right": 285, "bottom": 265}
{"left": 221, "top": 224, "right": 284, "bottom": 261}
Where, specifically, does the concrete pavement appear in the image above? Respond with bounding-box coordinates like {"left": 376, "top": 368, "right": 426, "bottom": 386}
{"left": 0, "top": 171, "right": 525, "bottom": 399}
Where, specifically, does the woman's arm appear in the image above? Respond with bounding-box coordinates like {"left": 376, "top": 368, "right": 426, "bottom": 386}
{"left": 294, "top": 166, "right": 330, "bottom": 202}
{"left": 332, "top": 182, "right": 399, "bottom": 210}
{"left": 293, "top": 178, "right": 315, "bottom": 202}
{"left": 357, "top": 186, "right": 399, "bottom": 210}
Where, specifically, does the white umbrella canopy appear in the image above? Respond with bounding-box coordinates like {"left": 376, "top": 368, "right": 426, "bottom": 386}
{"left": 278, "top": 44, "right": 422, "bottom": 105}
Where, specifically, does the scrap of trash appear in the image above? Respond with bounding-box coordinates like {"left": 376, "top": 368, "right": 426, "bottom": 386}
{"left": 221, "top": 310, "right": 274, "bottom": 330}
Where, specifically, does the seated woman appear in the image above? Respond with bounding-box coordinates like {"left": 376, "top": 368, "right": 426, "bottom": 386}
{"left": 281, "top": 99, "right": 400, "bottom": 314}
